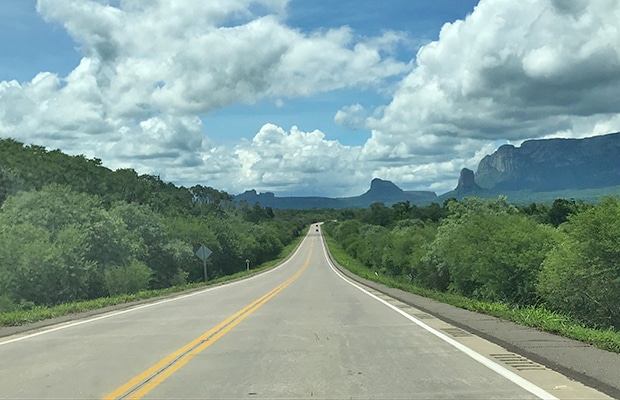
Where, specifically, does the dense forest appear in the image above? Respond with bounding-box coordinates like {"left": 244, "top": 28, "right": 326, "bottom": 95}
{"left": 0, "top": 139, "right": 324, "bottom": 313}
{"left": 324, "top": 197, "right": 620, "bottom": 331}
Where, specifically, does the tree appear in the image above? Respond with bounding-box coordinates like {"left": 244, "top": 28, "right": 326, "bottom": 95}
{"left": 381, "top": 224, "right": 436, "bottom": 278}
{"left": 519, "top": 202, "right": 550, "bottom": 224}
{"left": 538, "top": 197, "right": 620, "bottom": 329}
{"left": 163, "top": 215, "right": 220, "bottom": 282}
{"left": 391, "top": 201, "right": 413, "bottom": 221}
{"left": 419, "top": 202, "right": 447, "bottom": 222}
{"left": 424, "top": 197, "right": 558, "bottom": 304}
{"left": 0, "top": 166, "right": 23, "bottom": 206}
{"left": 0, "top": 223, "right": 96, "bottom": 305}
{"left": 0, "top": 185, "right": 140, "bottom": 300}
{"left": 362, "top": 202, "right": 391, "bottom": 226}
{"left": 0, "top": 139, "right": 307, "bottom": 307}
{"left": 547, "top": 198, "right": 579, "bottom": 226}
{"left": 190, "top": 185, "right": 234, "bottom": 205}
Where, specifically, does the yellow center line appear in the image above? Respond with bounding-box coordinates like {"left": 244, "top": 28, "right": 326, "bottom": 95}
{"left": 103, "top": 239, "right": 314, "bottom": 400}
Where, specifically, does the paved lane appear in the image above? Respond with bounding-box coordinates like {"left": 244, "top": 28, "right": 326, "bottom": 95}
{"left": 0, "top": 233, "right": 308, "bottom": 399}
{"left": 0, "top": 226, "right": 610, "bottom": 399}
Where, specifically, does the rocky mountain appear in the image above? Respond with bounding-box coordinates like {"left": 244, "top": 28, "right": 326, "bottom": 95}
{"left": 475, "top": 132, "right": 620, "bottom": 191}
{"left": 237, "top": 132, "right": 620, "bottom": 209}
{"left": 438, "top": 168, "right": 495, "bottom": 201}
{"left": 454, "top": 168, "right": 482, "bottom": 193}
{"left": 235, "top": 178, "right": 437, "bottom": 209}
{"left": 356, "top": 178, "right": 437, "bottom": 205}
{"left": 358, "top": 178, "right": 404, "bottom": 202}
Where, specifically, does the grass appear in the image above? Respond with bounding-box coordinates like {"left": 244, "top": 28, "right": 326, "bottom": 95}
{"left": 324, "top": 235, "right": 620, "bottom": 354}
{"left": 0, "top": 230, "right": 307, "bottom": 328}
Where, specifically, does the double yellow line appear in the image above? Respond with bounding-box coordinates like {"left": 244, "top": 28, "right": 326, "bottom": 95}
{"left": 103, "top": 240, "right": 313, "bottom": 400}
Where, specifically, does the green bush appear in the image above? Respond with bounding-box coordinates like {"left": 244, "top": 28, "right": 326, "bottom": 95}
{"left": 538, "top": 197, "right": 620, "bottom": 329}
{"left": 424, "top": 198, "right": 558, "bottom": 304}
{"left": 104, "top": 261, "right": 153, "bottom": 296}
{"left": 0, "top": 295, "right": 16, "bottom": 313}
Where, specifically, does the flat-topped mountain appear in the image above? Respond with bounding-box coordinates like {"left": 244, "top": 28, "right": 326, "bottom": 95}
{"left": 360, "top": 178, "right": 404, "bottom": 201}
{"left": 235, "top": 179, "right": 437, "bottom": 209}
{"left": 235, "top": 132, "right": 620, "bottom": 209}
{"left": 438, "top": 132, "right": 620, "bottom": 203}
{"left": 235, "top": 190, "right": 342, "bottom": 209}
{"left": 475, "top": 132, "right": 620, "bottom": 191}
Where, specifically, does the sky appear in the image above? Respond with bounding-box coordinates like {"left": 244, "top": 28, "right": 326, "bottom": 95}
{"left": 1, "top": 0, "right": 620, "bottom": 197}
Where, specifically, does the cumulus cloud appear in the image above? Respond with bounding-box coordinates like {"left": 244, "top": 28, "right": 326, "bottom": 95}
{"left": 35, "top": 0, "right": 408, "bottom": 117}
{"left": 353, "top": 0, "right": 620, "bottom": 192}
{"left": 0, "top": 0, "right": 408, "bottom": 195}
{"left": 3, "top": 0, "right": 620, "bottom": 197}
{"left": 334, "top": 104, "right": 369, "bottom": 130}
{"left": 233, "top": 124, "right": 366, "bottom": 196}
{"left": 0, "top": 59, "right": 111, "bottom": 145}
{"left": 370, "top": 0, "right": 620, "bottom": 144}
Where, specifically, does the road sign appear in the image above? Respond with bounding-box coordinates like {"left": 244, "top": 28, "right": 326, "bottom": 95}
{"left": 196, "top": 245, "right": 213, "bottom": 282}
{"left": 195, "top": 245, "right": 212, "bottom": 262}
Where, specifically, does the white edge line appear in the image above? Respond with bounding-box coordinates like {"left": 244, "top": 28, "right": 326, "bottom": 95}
{"left": 0, "top": 230, "right": 313, "bottom": 347}
{"left": 320, "top": 237, "right": 559, "bottom": 400}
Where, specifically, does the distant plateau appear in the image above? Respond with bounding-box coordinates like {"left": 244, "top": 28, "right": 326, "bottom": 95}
{"left": 235, "top": 132, "right": 620, "bottom": 209}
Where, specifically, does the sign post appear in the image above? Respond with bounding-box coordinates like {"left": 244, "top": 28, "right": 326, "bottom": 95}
{"left": 195, "top": 245, "right": 213, "bottom": 282}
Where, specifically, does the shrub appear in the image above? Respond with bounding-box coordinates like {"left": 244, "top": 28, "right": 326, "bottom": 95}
{"left": 538, "top": 197, "right": 620, "bottom": 329}
{"left": 424, "top": 198, "right": 558, "bottom": 304}
{"left": 104, "top": 261, "right": 153, "bottom": 296}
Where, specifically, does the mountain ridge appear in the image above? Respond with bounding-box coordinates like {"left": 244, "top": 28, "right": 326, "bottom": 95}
{"left": 237, "top": 132, "right": 620, "bottom": 208}
{"left": 475, "top": 132, "right": 620, "bottom": 191}
{"left": 235, "top": 178, "right": 437, "bottom": 209}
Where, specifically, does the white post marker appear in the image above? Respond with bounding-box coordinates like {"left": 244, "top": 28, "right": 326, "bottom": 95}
{"left": 196, "top": 244, "right": 213, "bottom": 281}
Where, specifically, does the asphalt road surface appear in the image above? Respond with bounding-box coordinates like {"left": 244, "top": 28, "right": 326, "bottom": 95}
{"left": 0, "top": 226, "right": 612, "bottom": 399}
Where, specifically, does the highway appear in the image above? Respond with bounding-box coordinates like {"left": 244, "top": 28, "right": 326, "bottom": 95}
{"left": 0, "top": 226, "right": 611, "bottom": 399}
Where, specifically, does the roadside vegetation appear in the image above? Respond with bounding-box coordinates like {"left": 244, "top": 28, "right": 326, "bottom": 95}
{"left": 0, "top": 232, "right": 306, "bottom": 327}
{"left": 323, "top": 196, "right": 620, "bottom": 353}
{"left": 0, "top": 139, "right": 329, "bottom": 325}
{"left": 2, "top": 138, "right": 619, "bottom": 355}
